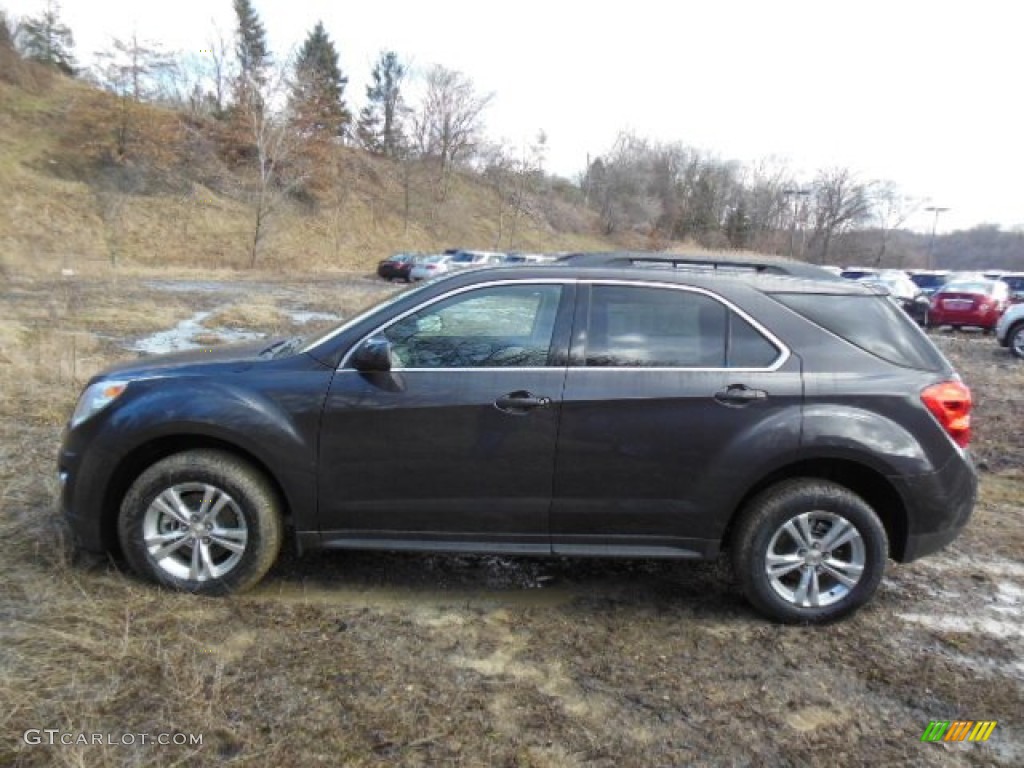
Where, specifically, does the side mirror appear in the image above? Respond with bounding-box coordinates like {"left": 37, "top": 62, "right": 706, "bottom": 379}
{"left": 351, "top": 337, "right": 393, "bottom": 372}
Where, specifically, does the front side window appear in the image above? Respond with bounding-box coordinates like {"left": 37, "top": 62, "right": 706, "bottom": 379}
{"left": 383, "top": 284, "right": 563, "bottom": 368}
{"left": 585, "top": 285, "right": 779, "bottom": 368}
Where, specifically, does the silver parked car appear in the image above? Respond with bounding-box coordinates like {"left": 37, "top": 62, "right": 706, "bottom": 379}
{"left": 995, "top": 302, "right": 1024, "bottom": 359}
{"left": 446, "top": 250, "right": 504, "bottom": 271}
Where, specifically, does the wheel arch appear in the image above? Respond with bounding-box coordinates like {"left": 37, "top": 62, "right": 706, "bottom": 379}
{"left": 721, "top": 458, "right": 908, "bottom": 560}
{"left": 100, "top": 434, "right": 292, "bottom": 557}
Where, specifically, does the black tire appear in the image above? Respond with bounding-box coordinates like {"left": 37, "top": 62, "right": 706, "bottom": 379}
{"left": 1010, "top": 322, "right": 1024, "bottom": 360}
{"left": 118, "top": 450, "right": 283, "bottom": 595}
{"left": 731, "top": 479, "right": 888, "bottom": 624}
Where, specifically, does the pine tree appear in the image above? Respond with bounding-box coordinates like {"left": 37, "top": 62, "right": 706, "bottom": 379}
{"left": 18, "top": 0, "right": 75, "bottom": 75}
{"left": 356, "top": 51, "right": 406, "bottom": 157}
{"left": 289, "top": 21, "right": 348, "bottom": 139}
{"left": 232, "top": 0, "right": 270, "bottom": 108}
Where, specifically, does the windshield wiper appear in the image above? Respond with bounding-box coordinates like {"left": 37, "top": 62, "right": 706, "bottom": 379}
{"left": 259, "top": 336, "right": 305, "bottom": 359}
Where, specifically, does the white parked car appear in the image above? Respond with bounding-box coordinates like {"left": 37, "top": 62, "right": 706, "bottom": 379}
{"left": 446, "top": 250, "right": 504, "bottom": 271}
{"left": 995, "top": 302, "right": 1024, "bottom": 359}
{"left": 409, "top": 255, "right": 453, "bottom": 281}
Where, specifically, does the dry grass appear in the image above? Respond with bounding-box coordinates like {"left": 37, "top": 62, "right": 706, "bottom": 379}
{"left": 1, "top": 276, "right": 1023, "bottom": 767}
{"left": 0, "top": 75, "right": 613, "bottom": 279}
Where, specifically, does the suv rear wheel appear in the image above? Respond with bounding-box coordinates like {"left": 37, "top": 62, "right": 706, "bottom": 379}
{"left": 118, "top": 450, "right": 283, "bottom": 594}
{"left": 732, "top": 479, "right": 888, "bottom": 624}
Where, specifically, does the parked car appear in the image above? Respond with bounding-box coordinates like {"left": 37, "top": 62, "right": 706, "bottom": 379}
{"left": 446, "top": 250, "right": 504, "bottom": 270}
{"left": 857, "top": 271, "right": 931, "bottom": 325}
{"left": 839, "top": 267, "right": 879, "bottom": 281}
{"left": 409, "top": 254, "right": 452, "bottom": 281}
{"left": 927, "top": 278, "right": 1010, "bottom": 332}
{"left": 500, "top": 252, "right": 555, "bottom": 265}
{"left": 60, "top": 252, "right": 976, "bottom": 624}
{"left": 997, "top": 272, "right": 1024, "bottom": 304}
{"left": 906, "top": 269, "right": 950, "bottom": 297}
{"left": 376, "top": 253, "right": 420, "bottom": 282}
{"left": 995, "top": 302, "right": 1024, "bottom": 359}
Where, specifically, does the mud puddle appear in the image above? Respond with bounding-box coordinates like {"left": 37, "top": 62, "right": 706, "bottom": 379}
{"left": 128, "top": 310, "right": 265, "bottom": 354}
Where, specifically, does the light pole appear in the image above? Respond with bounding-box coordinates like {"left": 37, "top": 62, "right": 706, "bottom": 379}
{"left": 924, "top": 206, "right": 950, "bottom": 269}
{"left": 783, "top": 187, "right": 811, "bottom": 259}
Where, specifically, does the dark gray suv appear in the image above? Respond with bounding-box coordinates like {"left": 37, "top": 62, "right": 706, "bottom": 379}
{"left": 59, "top": 253, "right": 977, "bottom": 623}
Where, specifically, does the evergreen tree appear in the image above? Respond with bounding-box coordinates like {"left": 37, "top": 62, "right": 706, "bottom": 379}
{"left": 289, "top": 21, "right": 348, "bottom": 139}
{"left": 232, "top": 0, "right": 270, "bottom": 107}
{"left": 357, "top": 51, "right": 406, "bottom": 157}
{"left": 18, "top": 1, "right": 75, "bottom": 75}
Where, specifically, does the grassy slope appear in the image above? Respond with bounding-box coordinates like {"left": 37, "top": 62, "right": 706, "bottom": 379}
{"left": 0, "top": 72, "right": 615, "bottom": 276}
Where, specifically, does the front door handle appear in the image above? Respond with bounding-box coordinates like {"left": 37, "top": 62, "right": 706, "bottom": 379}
{"left": 714, "top": 384, "right": 767, "bottom": 407}
{"left": 494, "top": 390, "right": 552, "bottom": 414}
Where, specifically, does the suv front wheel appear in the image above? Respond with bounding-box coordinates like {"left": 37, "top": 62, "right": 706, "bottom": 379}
{"left": 732, "top": 479, "right": 888, "bottom": 624}
{"left": 118, "top": 450, "right": 283, "bottom": 594}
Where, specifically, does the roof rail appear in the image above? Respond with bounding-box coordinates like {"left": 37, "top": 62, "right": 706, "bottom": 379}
{"left": 556, "top": 252, "right": 840, "bottom": 279}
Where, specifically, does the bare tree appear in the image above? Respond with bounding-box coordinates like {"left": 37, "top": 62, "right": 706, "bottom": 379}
{"left": 584, "top": 132, "right": 659, "bottom": 236}
{"left": 807, "top": 168, "right": 873, "bottom": 264}
{"left": 410, "top": 65, "right": 492, "bottom": 200}
{"left": 0, "top": 10, "right": 16, "bottom": 50}
{"left": 480, "top": 140, "right": 516, "bottom": 246}
{"left": 870, "top": 181, "right": 918, "bottom": 265}
{"left": 206, "top": 24, "right": 234, "bottom": 116}
{"left": 507, "top": 130, "right": 547, "bottom": 247}
{"left": 238, "top": 62, "right": 308, "bottom": 267}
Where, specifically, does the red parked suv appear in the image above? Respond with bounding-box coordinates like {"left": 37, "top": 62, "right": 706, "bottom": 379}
{"left": 927, "top": 278, "right": 1009, "bottom": 332}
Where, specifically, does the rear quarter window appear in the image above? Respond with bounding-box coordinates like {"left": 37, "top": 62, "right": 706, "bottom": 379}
{"left": 772, "top": 293, "right": 946, "bottom": 371}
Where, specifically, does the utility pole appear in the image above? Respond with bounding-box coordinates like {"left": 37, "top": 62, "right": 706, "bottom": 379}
{"left": 783, "top": 187, "right": 811, "bottom": 259}
{"left": 924, "top": 205, "right": 950, "bottom": 269}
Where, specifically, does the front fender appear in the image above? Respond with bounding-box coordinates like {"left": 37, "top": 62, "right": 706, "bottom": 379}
{"left": 86, "top": 370, "right": 331, "bottom": 530}
{"left": 101, "top": 379, "right": 310, "bottom": 460}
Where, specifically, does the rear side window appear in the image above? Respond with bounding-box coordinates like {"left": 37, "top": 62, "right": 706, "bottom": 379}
{"left": 773, "top": 293, "right": 946, "bottom": 371}
{"left": 585, "top": 285, "right": 780, "bottom": 368}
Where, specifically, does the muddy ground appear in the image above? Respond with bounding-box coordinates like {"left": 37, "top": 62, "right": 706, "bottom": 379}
{"left": 0, "top": 273, "right": 1022, "bottom": 767}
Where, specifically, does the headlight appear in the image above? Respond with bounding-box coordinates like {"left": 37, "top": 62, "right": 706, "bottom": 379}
{"left": 70, "top": 380, "right": 129, "bottom": 428}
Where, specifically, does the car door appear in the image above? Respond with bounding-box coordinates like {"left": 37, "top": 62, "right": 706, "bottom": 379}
{"left": 317, "top": 281, "right": 574, "bottom": 552}
{"left": 551, "top": 281, "right": 803, "bottom": 557}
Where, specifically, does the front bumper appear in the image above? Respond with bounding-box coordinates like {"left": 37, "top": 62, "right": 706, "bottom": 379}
{"left": 58, "top": 434, "right": 119, "bottom": 554}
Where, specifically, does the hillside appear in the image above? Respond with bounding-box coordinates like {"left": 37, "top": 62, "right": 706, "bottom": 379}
{"left": 0, "top": 68, "right": 618, "bottom": 276}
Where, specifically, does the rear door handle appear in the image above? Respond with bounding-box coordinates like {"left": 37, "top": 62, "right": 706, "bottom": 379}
{"left": 714, "top": 384, "right": 767, "bottom": 407}
{"left": 494, "top": 390, "right": 552, "bottom": 414}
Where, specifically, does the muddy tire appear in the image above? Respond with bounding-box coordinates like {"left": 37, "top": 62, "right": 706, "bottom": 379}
{"left": 118, "top": 450, "right": 283, "bottom": 595}
{"left": 732, "top": 479, "right": 888, "bottom": 624}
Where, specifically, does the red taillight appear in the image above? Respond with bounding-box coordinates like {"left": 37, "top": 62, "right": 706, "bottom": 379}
{"left": 921, "top": 381, "right": 972, "bottom": 448}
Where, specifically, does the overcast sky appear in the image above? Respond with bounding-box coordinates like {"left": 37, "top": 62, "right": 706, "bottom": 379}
{"left": 5, "top": 0, "right": 1022, "bottom": 233}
